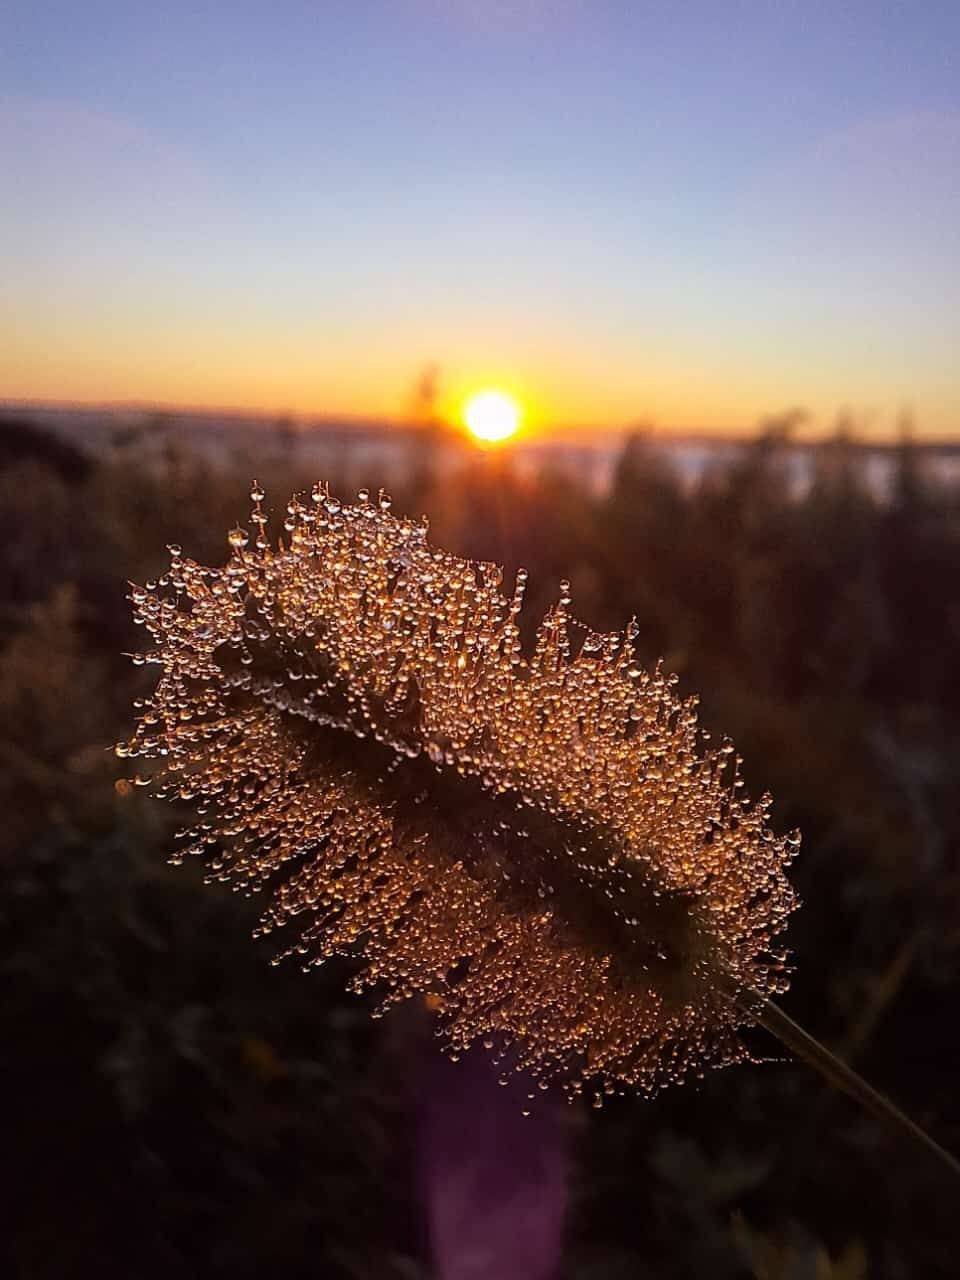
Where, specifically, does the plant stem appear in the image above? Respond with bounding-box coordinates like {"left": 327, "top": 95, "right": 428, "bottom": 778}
{"left": 754, "top": 997, "right": 960, "bottom": 1182}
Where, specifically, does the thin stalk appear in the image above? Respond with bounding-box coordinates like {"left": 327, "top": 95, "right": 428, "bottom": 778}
{"left": 751, "top": 997, "right": 960, "bottom": 1182}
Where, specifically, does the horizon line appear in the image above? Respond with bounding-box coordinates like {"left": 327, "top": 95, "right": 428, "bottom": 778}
{"left": 2, "top": 396, "right": 958, "bottom": 451}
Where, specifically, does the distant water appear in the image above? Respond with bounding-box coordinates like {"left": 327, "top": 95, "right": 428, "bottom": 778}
{"left": 4, "top": 403, "right": 960, "bottom": 500}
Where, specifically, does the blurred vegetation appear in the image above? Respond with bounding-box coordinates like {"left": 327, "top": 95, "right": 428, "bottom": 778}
{"left": 2, "top": 415, "right": 959, "bottom": 1277}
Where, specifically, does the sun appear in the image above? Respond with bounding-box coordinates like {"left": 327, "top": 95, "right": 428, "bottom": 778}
{"left": 463, "top": 390, "right": 521, "bottom": 444}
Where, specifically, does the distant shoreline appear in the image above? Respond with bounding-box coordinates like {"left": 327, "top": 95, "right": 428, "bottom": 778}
{"left": 2, "top": 398, "right": 957, "bottom": 451}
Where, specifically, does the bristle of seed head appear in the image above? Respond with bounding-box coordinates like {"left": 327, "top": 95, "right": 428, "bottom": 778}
{"left": 118, "top": 483, "right": 798, "bottom": 1101}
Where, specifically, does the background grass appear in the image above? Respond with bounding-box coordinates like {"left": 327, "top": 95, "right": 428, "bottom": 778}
{"left": 2, "top": 417, "right": 959, "bottom": 1277}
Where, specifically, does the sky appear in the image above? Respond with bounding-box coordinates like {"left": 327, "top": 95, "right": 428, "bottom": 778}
{"left": 2, "top": 0, "right": 959, "bottom": 437}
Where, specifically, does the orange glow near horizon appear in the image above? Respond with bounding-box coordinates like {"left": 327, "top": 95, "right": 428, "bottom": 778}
{"left": 3, "top": 325, "right": 959, "bottom": 442}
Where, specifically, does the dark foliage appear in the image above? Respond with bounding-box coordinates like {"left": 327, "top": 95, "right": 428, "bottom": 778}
{"left": 2, "top": 419, "right": 958, "bottom": 1277}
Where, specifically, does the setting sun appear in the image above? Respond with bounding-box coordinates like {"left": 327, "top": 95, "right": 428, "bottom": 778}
{"left": 463, "top": 390, "right": 521, "bottom": 444}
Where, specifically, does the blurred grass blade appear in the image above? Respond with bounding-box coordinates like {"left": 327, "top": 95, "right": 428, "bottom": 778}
{"left": 755, "top": 998, "right": 960, "bottom": 1182}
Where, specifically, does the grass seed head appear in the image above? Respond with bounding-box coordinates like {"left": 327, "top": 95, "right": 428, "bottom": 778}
{"left": 120, "top": 483, "right": 798, "bottom": 1101}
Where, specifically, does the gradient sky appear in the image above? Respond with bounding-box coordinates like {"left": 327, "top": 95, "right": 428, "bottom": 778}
{"left": 2, "top": 0, "right": 959, "bottom": 436}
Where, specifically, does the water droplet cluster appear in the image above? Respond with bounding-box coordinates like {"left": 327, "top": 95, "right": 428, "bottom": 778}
{"left": 119, "top": 482, "right": 798, "bottom": 1100}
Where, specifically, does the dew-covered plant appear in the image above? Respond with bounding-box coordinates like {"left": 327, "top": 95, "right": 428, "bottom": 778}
{"left": 118, "top": 483, "right": 958, "bottom": 1171}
